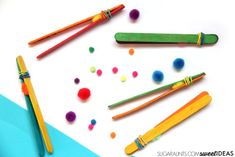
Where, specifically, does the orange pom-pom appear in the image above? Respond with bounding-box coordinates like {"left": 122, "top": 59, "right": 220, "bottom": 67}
{"left": 110, "top": 132, "right": 116, "bottom": 139}
{"left": 21, "top": 83, "right": 29, "bottom": 95}
{"left": 129, "top": 48, "right": 135, "bottom": 55}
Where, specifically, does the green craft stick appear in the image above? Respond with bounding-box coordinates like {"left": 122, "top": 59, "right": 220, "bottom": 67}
{"left": 17, "top": 61, "right": 45, "bottom": 157}
{"left": 25, "top": 95, "right": 45, "bottom": 157}
{"left": 108, "top": 72, "right": 205, "bottom": 109}
{"left": 115, "top": 33, "right": 218, "bottom": 45}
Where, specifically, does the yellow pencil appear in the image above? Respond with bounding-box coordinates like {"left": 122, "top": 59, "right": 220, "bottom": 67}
{"left": 17, "top": 56, "right": 53, "bottom": 154}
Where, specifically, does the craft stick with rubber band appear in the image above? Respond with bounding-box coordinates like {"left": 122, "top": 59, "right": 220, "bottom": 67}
{"left": 111, "top": 72, "right": 205, "bottom": 120}
{"left": 20, "top": 86, "right": 45, "bottom": 157}
{"left": 125, "top": 91, "right": 212, "bottom": 155}
{"left": 115, "top": 32, "right": 218, "bottom": 46}
{"left": 16, "top": 56, "right": 53, "bottom": 154}
{"left": 28, "top": 4, "right": 125, "bottom": 59}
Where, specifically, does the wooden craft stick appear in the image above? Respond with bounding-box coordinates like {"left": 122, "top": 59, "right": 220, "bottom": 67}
{"left": 36, "top": 20, "right": 103, "bottom": 59}
{"left": 112, "top": 74, "right": 205, "bottom": 120}
{"left": 115, "top": 32, "right": 218, "bottom": 45}
{"left": 16, "top": 56, "right": 53, "bottom": 154}
{"left": 109, "top": 72, "right": 205, "bottom": 109}
{"left": 29, "top": 4, "right": 125, "bottom": 59}
{"left": 28, "top": 16, "right": 92, "bottom": 45}
{"left": 23, "top": 93, "right": 45, "bottom": 157}
{"left": 17, "top": 58, "right": 45, "bottom": 157}
{"left": 29, "top": 4, "right": 124, "bottom": 45}
{"left": 125, "top": 91, "right": 212, "bottom": 155}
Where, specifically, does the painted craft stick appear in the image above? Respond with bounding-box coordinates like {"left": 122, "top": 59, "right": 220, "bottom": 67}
{"left": 111, "top": 73, "right": 205, "bottom": 120}
{"left": 16, "top": 56, "right": 53, "bottom": 154}
{"left": 125, "top": 91, "right": 212, "bottom": 155}
{"left": 28, "top": 4, "right": 125, "bottom": 59}
{"left": 22, "top": 90, "right": 45, "bottom": 157}
{"left": 115, "top": 32, "right": 218, "bottom": 46}
{"left": 109, "top": 72, "right": 204, "bottom": 109}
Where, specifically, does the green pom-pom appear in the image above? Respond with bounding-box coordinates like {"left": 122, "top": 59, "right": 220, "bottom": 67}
{"left": 89, "top": 47, "right": 95, "bottom": 53}
{"left": 90, "top": 66, "right": 96, "bottom": 73}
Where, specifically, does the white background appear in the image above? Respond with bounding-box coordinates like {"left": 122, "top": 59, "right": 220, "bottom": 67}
{"left": 1, "top": 0, "right": 235, "bottom": 157}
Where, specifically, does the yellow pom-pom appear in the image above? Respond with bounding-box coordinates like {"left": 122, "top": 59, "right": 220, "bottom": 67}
{"left": 92, "top": 14, "right": 102, "bottom": 22}
{"left": 172, "top": 82, "right": 184, "bottom": 89}
{"left": 120, "top": 75, "right": 127, "bottom": 82}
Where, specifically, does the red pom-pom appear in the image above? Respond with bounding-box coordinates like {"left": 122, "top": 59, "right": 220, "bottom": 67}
{"left": 21, "top": 83, "right": 29, "bottom": 95}
{"left": 77, "top": 88, "right": 91, "bottom": 100}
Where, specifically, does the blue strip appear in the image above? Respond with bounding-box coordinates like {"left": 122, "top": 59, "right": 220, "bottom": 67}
{"left": 0, "top": 95, "right": 100, "bottom": 157}
{"left": 19, "top": 72, "right": 30, "bottom": 80}
{"left": 135, "top": 138, "right": 144, "bottom": 150}
{"left": 201, "top": 32, "right": 205, "bottom": 45}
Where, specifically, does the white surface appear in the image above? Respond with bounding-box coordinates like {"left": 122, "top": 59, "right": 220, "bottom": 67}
{"left": 1, "top": 0, "right": 235, "bottom": 156}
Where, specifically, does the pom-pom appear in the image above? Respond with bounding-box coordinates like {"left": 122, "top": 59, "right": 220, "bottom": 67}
{"left": 132, "top": 71, "right": 138, "bottom": 78}
{"left": 88, "top": 124, "right": 94, "bottom": 130}
{"left": 21, "top": 83, "right": 29, "bottom": 95}
{"left": 129, "top": 9, "right": 140, "bottom": 20}
{"left": 112, "top": 67, "right": 118, "bottom": 74}
{"left": 152, "top": 70, "right": 164, "bottom": 83}
{"left": 91, "top": 119, "right": 96, "bottom": 125}
{"left": 129, "top": 48, "right": 135, "bottom": 55}
{"left": 74, "top": 78, "right": 80, "bottom": 84}
{"left": 110, "top": 132, "right": 116, "bottom": 139}
{"left": 89, "top": 47, "right": 95, "bottom": 53}
{"left": 173, "top": 58, "right": 185, "bottom": 71}
{"left": 90, "top": 66, "right": 96, "bottom": 73}
{"left": 121, "top": 75, "right": 127, "bottom": 82}
{"left": 96, "top": 69, "right": 102, "bottom": 76}
{"left": 66, "top": 111, "right": 76, "bottom": 123}
{"left": 92, "top": 14, "right": 102, "bottom": 22}
{"left": 78, "top": 88, "right": 91, "bottom": 100}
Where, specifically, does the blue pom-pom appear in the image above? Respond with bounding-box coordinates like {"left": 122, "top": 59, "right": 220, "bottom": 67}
{"left": 152, "top": 70, "right": 164, "bottom": 83}
{"left": 91, "top": 119, "right": 96, "bottom": 125}
{"left": 173, "top": 58, "right": 185, "bottom": 70}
